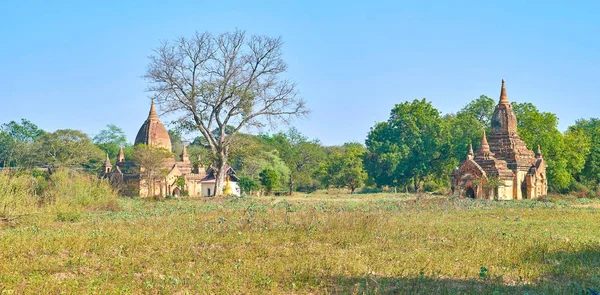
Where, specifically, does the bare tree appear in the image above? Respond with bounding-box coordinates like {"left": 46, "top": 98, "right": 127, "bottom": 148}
{"left": 144, "top": 30, "right": 307, "bottom": 195}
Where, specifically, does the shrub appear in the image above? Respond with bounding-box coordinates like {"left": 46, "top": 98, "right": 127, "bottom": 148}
{"left": 259, "top": 168, "right": 279, "bottom": 195}
{"left": 238, "top": 176, "right": 260, "bottom": 194}
{"left": 0, "top": 172, "right": 37, "bottom": 225}
{"left": 571, "top": 182, "right": 592, "bottom": 198}
{"left": 0, "top": 169, "right": 120, "bottom": 225}
{"left": 43, "top": 169, "right": 119, "bottom": 210}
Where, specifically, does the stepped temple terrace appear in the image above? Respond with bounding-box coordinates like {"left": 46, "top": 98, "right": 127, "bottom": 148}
{"left": 451, "top": 80, "right": 548, "bottom": 200}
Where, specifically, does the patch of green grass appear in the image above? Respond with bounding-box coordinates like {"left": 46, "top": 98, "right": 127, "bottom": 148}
{"left": 1, "top": 194, "right": 599, "bottom": 294}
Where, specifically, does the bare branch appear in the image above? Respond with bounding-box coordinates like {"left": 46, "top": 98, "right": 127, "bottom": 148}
{"left": 144, "top": 30, "right": 308, "bottom": 196}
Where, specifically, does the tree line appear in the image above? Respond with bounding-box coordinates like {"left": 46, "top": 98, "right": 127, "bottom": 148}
{"left": 3, "top": 92, "right": 599, "bottom": 197}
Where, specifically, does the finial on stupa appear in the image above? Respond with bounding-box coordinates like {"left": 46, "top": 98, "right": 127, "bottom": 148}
{"left": 117, "top": 145, "right": 125, "bottom": 162}
{"left": 536, "top": 145, "right": 543, "bottom": 159}
{"left": 467, "top": 143, "right": 474, "bottom": 160}
{"left": 104, "top": 153, "right": 112, "bottom": 167}
{"left": 181, "top": 144, "right": 188, "bottom": 157}
{"left": 180, "top": 144, "right": 190, "bottom": 163}
{"left": 148, "top": 99, "right": 158, "bottom": 119}
{"left": 499, "top": 79, "right": 509, "bottom": 104}
{"left": 479, "top": 130, "right": 490, "bottom": 153}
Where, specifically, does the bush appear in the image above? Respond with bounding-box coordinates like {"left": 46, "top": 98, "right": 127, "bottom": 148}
{"left": 43, "top": 169, "right": 119, "bottom": 210}
{"left": 0, "top": 169, "right": 120, "bottom": 225}
{"left": 238, "top": 176, "right": 259, "bottom": 195}
{"left": 0, "top": 172, "right": 37, "bottom": 225}
{"left": 571, "top": 182, "right": 592, "bottom": 198}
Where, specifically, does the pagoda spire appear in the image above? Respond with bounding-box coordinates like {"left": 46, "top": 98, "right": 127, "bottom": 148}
{"left": 180, "top": 144, "right": 190, "bottom": 163}
{"left": 467, "top": 143, "right": 474, "bottom": 160}
{"left": 117, "top": 145, "right": 125, "bottom": 162}
{"left": 536, "top": 145, "right": 543, "bottom": 159}
{"left": 104, "top": 153, "right": 112, "bottom": 167}
{"left": 103, "top": 153, "right": 112, "bottom": 174}
{"left": 499, "top": 79, "right": 509, "bottom": 104}
{"left": 479, "top": 130, "right": 490, "bottom": 153}
{"left": 148, "top": 99, "right": 159, "bottom": 120}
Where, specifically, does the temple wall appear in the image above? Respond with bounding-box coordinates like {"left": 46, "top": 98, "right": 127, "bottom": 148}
{"left": 496, "top": 179, "right": 514, "bottom": 200}
{"left": 186, "top": 180, "right": 203, "bottom": 197}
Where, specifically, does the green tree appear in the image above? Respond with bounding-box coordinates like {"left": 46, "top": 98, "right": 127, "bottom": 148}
{"left": 512, "top": 102, "right": 578, "bottom": 191}
{"left": 569, "top": 119, "right": 600, "bottom": 183}
{"left": 445, "top": 95, "right": 496, "bottom": 163}
{"left": 365, "top": 99, "right": 451, "bottom": 191}
{"left": 131, "top": 144, "right": 173, "bottom": 197}
{"left": 562, "top": 126, "right": 590, "bottom": 184}
{"left": 34, "top": 129, "right": 103, "bottom": 169}
{"left": 259, "top": 168, "right": 279, "bottom": 195}
{"left": 318, "top": 142, "right": 368, "bottom": 193}
{"left": 262, "top": 128, "right": 326, "bottom": 194}
{"left": 0, "top": 119, "right": 45, "bottom": 167}
{"left": 237, "top": 176, "right": 259, "bottom": 194}
{"left": 457, "top": 95, "right": 495, "bottom": 128}
{"left": 93, "top": 124, "right": 128, "bottom": 160}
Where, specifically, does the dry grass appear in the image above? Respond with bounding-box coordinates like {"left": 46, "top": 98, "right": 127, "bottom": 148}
{"left": 0, "top": 193, "right": 599, "bottom": 294}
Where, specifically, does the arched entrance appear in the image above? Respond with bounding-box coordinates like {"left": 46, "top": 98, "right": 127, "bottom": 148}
{"left": 172, "top": 187, "right": 181, "bottom": 197}
{"left": 465, "top": 187, "right": 475, "bottom": 199}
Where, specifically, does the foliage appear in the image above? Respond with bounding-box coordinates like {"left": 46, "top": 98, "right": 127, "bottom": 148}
{"left": 0, "top": 119, "right": 45, "bottom": 167}
{"left": 317, "top": 142, "right": 368, "bottom": 193}
{"left": 34, "top": 129, "right": 104, "bottom": 169}
{"left": 144, "top": 30, "right": 307, "bottom": 195}
{"left": 457, "top": 95, "right": 495, "bottom": 128}
{"left": 512, "top": 102, "right": 585, "bottom": 192}
{"left": 238, "top": 176, "right": 259, "bottom": 194}
{"left": 93, "top": 124, "right": 129, "bottom": 160}
{"left": 365, "top": 99, "right": 451, "bottom": 191}
{"left": 571, "top": 119, "right": 600, "bottom": 184}
{"left": 235, "top": 148, "right": 290, "bottom": 188}
{"left": 131, "top": 144, "right": 173, "bottom": 197}
{"left": 261, "top": 128, "right": 326, "bottom": 194}
{"left": 259, "top": 168, "right": 280, "bottom": 194}
{"left": 0, "top": 169, "right": 118, "bottom": 226}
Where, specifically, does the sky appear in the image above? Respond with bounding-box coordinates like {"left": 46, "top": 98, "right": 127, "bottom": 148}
{"left": 1, "top": 0, "right": 599, "bottom": 145}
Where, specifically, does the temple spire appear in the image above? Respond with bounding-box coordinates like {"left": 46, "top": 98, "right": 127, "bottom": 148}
{"left": 103, "top": 153, "right": 112, "bottom": 174}
{"left": 117, "top": 145, "right": 125, "bottom": 163}
{"left": 479, "top": 130, "right": 491, "bottom": 153}
{"left": 467, "top": 143, "right": 474, "bottom": 160}
{"left": 536, "top": 145, "right": 543, "bottom": 159}
{"left": 148, "top": 99, "right": 159, "bottom": 120}
{"left": 180, "top": 144, "right": 190, "bottom": 163}
{"left": 499, "top": 79, "right": 509, "bottom": 104}
{"left": 104, "top": 153, "right": 112, "bottom": 167}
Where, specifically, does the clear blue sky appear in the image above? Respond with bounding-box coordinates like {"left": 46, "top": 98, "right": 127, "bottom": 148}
{"left": 1, "top": 0, "right": 599, "bottom": 145}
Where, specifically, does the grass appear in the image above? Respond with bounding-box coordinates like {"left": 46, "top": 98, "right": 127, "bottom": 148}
{"left": 0, "top": 193, "right": 599, "bottom": 294}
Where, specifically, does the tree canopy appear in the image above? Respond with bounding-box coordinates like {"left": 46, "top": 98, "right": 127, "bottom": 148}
{"left": 365, "top": 99, "right": 451, "bottom": 191}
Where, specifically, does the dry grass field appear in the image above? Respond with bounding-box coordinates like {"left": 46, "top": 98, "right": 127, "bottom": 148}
{"left": 1, "top": 192, "right": 599, "bottom": 294}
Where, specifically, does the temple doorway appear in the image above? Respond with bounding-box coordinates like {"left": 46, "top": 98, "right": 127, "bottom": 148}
{"left": 465, "top": 187, "right": 475, "bottom": 199}
{"left": 173, "top": 187, "right": 181, "bottom": 197}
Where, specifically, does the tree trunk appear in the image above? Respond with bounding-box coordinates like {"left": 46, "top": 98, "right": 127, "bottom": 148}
{"left": 288, "top": 174, "right": 294, "bottom": 196}
{"left": 413, "top": 176, "right": 420, "bottom": 192}
{"left": 213, "top": 153, "right": 227, "bottom": 196}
